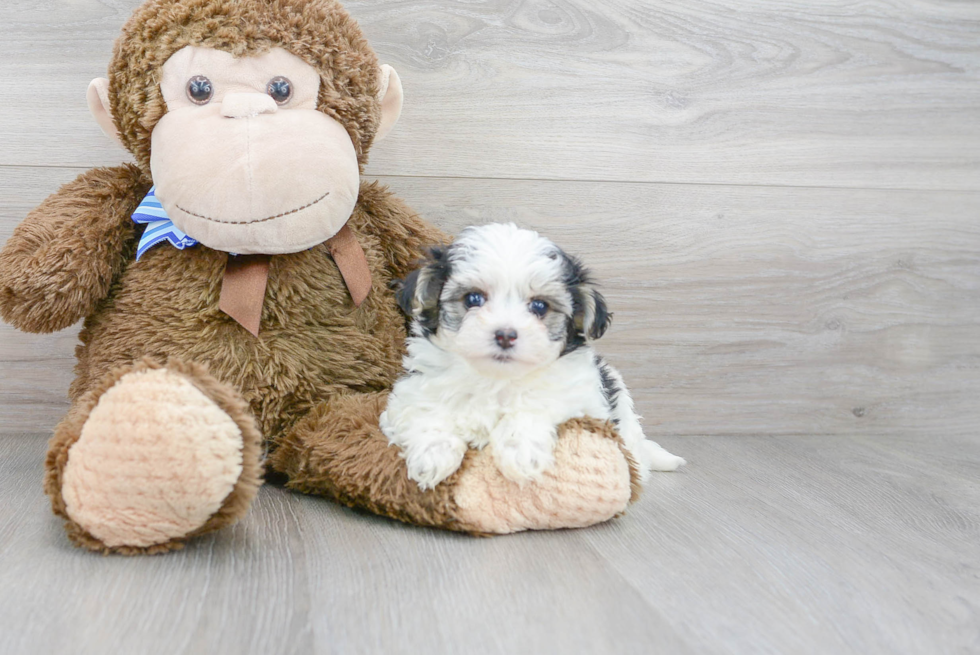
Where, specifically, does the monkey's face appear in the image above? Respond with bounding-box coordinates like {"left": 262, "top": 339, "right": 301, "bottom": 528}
{"left": 140, "top": 46, "right": 358, "bottom": 255}
{"left": 89, "top": 38, "right": 403, "bottom": 256}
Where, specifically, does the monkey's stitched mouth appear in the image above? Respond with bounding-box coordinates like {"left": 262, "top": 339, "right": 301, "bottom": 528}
{"left": 175, "top": 191, "right": 330, "bottom": 225}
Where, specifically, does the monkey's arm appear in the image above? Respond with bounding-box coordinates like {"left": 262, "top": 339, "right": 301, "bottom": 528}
{"left": 355, "top": 180, "right": 450, "bottom": 280}
{"left": 0, "top": 164, "right": 149, "bottom": 333}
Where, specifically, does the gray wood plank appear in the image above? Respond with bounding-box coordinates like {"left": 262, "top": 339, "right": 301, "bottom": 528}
{"left": 1, "top": 0, "right": 979, "bottom": 189}
{"left": 0, "top": 435, "right": 692, "bottom": 655}
{"left": 583, "top": 433, "right": 980, "bottom": 655}
{"left": 0, "top": 435, "right": 315, "bottom": 655}
{"left": 3, "top": 167, "right": 978, "bottom": 438}
{"left": 2, "top": 432, "right": 978, "bottom": 654}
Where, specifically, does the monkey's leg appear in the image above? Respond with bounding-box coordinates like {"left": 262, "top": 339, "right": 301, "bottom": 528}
{"left": 269, "top": 392, "right": 640, "bottom": 534}
{"left": 45, "top": 359, "right": 263, "bottom": 554}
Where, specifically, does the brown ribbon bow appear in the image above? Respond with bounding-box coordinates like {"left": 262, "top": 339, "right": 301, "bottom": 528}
{"left": 218, "top": 224, "right": 372, "bottom": 336}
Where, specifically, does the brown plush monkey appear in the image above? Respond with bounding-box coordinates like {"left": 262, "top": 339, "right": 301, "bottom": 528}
{"left": 0, "top": 0, "right": 638, "bottom": 554}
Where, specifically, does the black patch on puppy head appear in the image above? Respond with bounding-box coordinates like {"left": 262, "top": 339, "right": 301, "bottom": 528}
{"left": 557, "top": 249, "right": 614, "bottom": 355}
{"left": 393, "top": 246, "right": 452, "bottom": 338}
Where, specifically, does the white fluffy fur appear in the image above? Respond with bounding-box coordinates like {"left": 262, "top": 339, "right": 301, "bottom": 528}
{"left": 380, "top": 223, "right": 685, "bottom": 490}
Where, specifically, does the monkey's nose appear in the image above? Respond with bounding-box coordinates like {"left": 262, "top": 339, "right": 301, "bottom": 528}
{"left": 221, "top": 93, "right": 278, "bottom": 118}
{"left": 494, "top": 329, "right": 518, "bottom": 350}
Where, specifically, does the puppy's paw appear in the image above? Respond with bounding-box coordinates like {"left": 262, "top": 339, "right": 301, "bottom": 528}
{"left": 404, "top": 438, "right": 467, "bottom": 491}
{"left": 493, "top": 438, "right": 556, "bottom": 486}
{"left": 639, "top": 439, "right": 686, "bottom": 472}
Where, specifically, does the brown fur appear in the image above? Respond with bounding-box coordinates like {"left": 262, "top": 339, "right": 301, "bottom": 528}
{"left": 0, "top": 165, "right": 149, "bottom": 333}
{"left": 18, "top": 167, "right": 452, "bottom": 545}
{"left": 67, "top": 180, "right": 446, "bottom": 441}
{"left": 270, "top": 392, "right": 462, "bottom": 530}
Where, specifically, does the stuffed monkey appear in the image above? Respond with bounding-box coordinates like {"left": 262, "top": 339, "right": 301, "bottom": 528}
{"left": 0, "top": 0, "right": 638, "bottom": 554}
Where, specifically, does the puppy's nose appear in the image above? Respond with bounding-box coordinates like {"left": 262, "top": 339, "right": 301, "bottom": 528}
{"left": 221, "top": 92, "right": 278, "bottom": 118}
{"left": 494, "top": 329, "right": 518, "bottom": 350}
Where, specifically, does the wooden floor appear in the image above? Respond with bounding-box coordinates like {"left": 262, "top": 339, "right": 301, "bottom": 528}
{"left": 2, "top": 432, "right": 978, "bottom": 655}
{"left": 1, "top": 0, "right": 979, "bottom": 653}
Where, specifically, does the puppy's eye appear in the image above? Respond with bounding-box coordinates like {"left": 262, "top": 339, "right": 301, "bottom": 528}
{"left": 464, "top": 292, "right": 486, "bottom": 309}
{"left": 267, "top": 76, "right": 293, "bottom": 104}
{"left": 529, "top": 299, "right": 548, "bottom": 317}
{"left": 186, "top": 76, "right": 213, "bottom": 105}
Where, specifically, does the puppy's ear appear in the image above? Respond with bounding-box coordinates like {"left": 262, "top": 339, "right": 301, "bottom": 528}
{"left": 561, "top": 249, "right": 613, "bottom": 342}
{"left": 395, "top": 268, "right": 422, "bottom": 316}
{"left": 394, "top": 246, "right": 452, "bottom": 335}
{"left": 584, "top": 288, "right": 612, "bottom": 340}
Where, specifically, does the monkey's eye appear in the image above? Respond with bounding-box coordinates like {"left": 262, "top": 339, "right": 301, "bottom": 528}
{"left": 529, "top": 299, "right": 549, "bottom": 318}
{"left": 186, "top": 76, "right": 213, "bottom": 105}
{"left": 267, "top": 76, "right": 293, "bottom": 105}
{"left": 464, "top": 292, "right": 486, "bottom": 309}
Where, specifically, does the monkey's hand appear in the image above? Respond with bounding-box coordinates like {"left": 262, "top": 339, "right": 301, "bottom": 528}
{"left": 0, "top": 164, "right": 148, "bottom": 333}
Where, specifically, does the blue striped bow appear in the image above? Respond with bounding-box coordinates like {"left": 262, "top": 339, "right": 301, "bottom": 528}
{"left": 132, "top": 187, "right": 198, "bottom": 260}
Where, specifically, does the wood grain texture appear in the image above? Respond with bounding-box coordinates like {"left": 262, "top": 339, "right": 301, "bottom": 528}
{"left": 1, "top": 2, "right": 979, "bottom": 652}
{"left": 2, "top": 433, "right": 978, "bottom": 655}
{"left": 384, "top": 176, "right": 980, "bottom": 439}
{"left": 0, "top": 0, "right": 979, "bottom": 189}
{"left": 3, "top": 167, "right": 978, "bottom": 437}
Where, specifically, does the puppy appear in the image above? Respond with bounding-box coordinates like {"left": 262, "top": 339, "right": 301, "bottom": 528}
{"left": 380, "top": 223, "right": 685, "bottom": 490}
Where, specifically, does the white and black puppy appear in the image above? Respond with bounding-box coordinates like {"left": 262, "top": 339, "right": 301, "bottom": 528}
{"left": 380, "top": 223, "right": 685, "bottom": 490}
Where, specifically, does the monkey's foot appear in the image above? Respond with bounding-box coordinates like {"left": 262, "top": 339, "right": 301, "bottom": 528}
{"left": 270, "top": 395, "right": 639, "bottom": 535}
{"left": 49, "top": 360, "right": 263, "bottom": 554}
{"left": 453, "top": 417, "right": 640, "bottom": 534}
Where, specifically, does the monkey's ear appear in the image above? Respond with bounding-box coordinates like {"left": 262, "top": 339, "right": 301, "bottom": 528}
{"left": 375, "top": 65, "right": 403, "bottom": 142}
{"left": 87, "top": 78, "right": 123, "bottom": 148}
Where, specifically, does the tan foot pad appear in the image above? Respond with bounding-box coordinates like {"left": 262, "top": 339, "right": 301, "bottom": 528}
{"left": 62, "top": 368, "right": 245, "bottom": 548}
{"left": 454, "top": 427, "right": 633, "bottom": 534}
